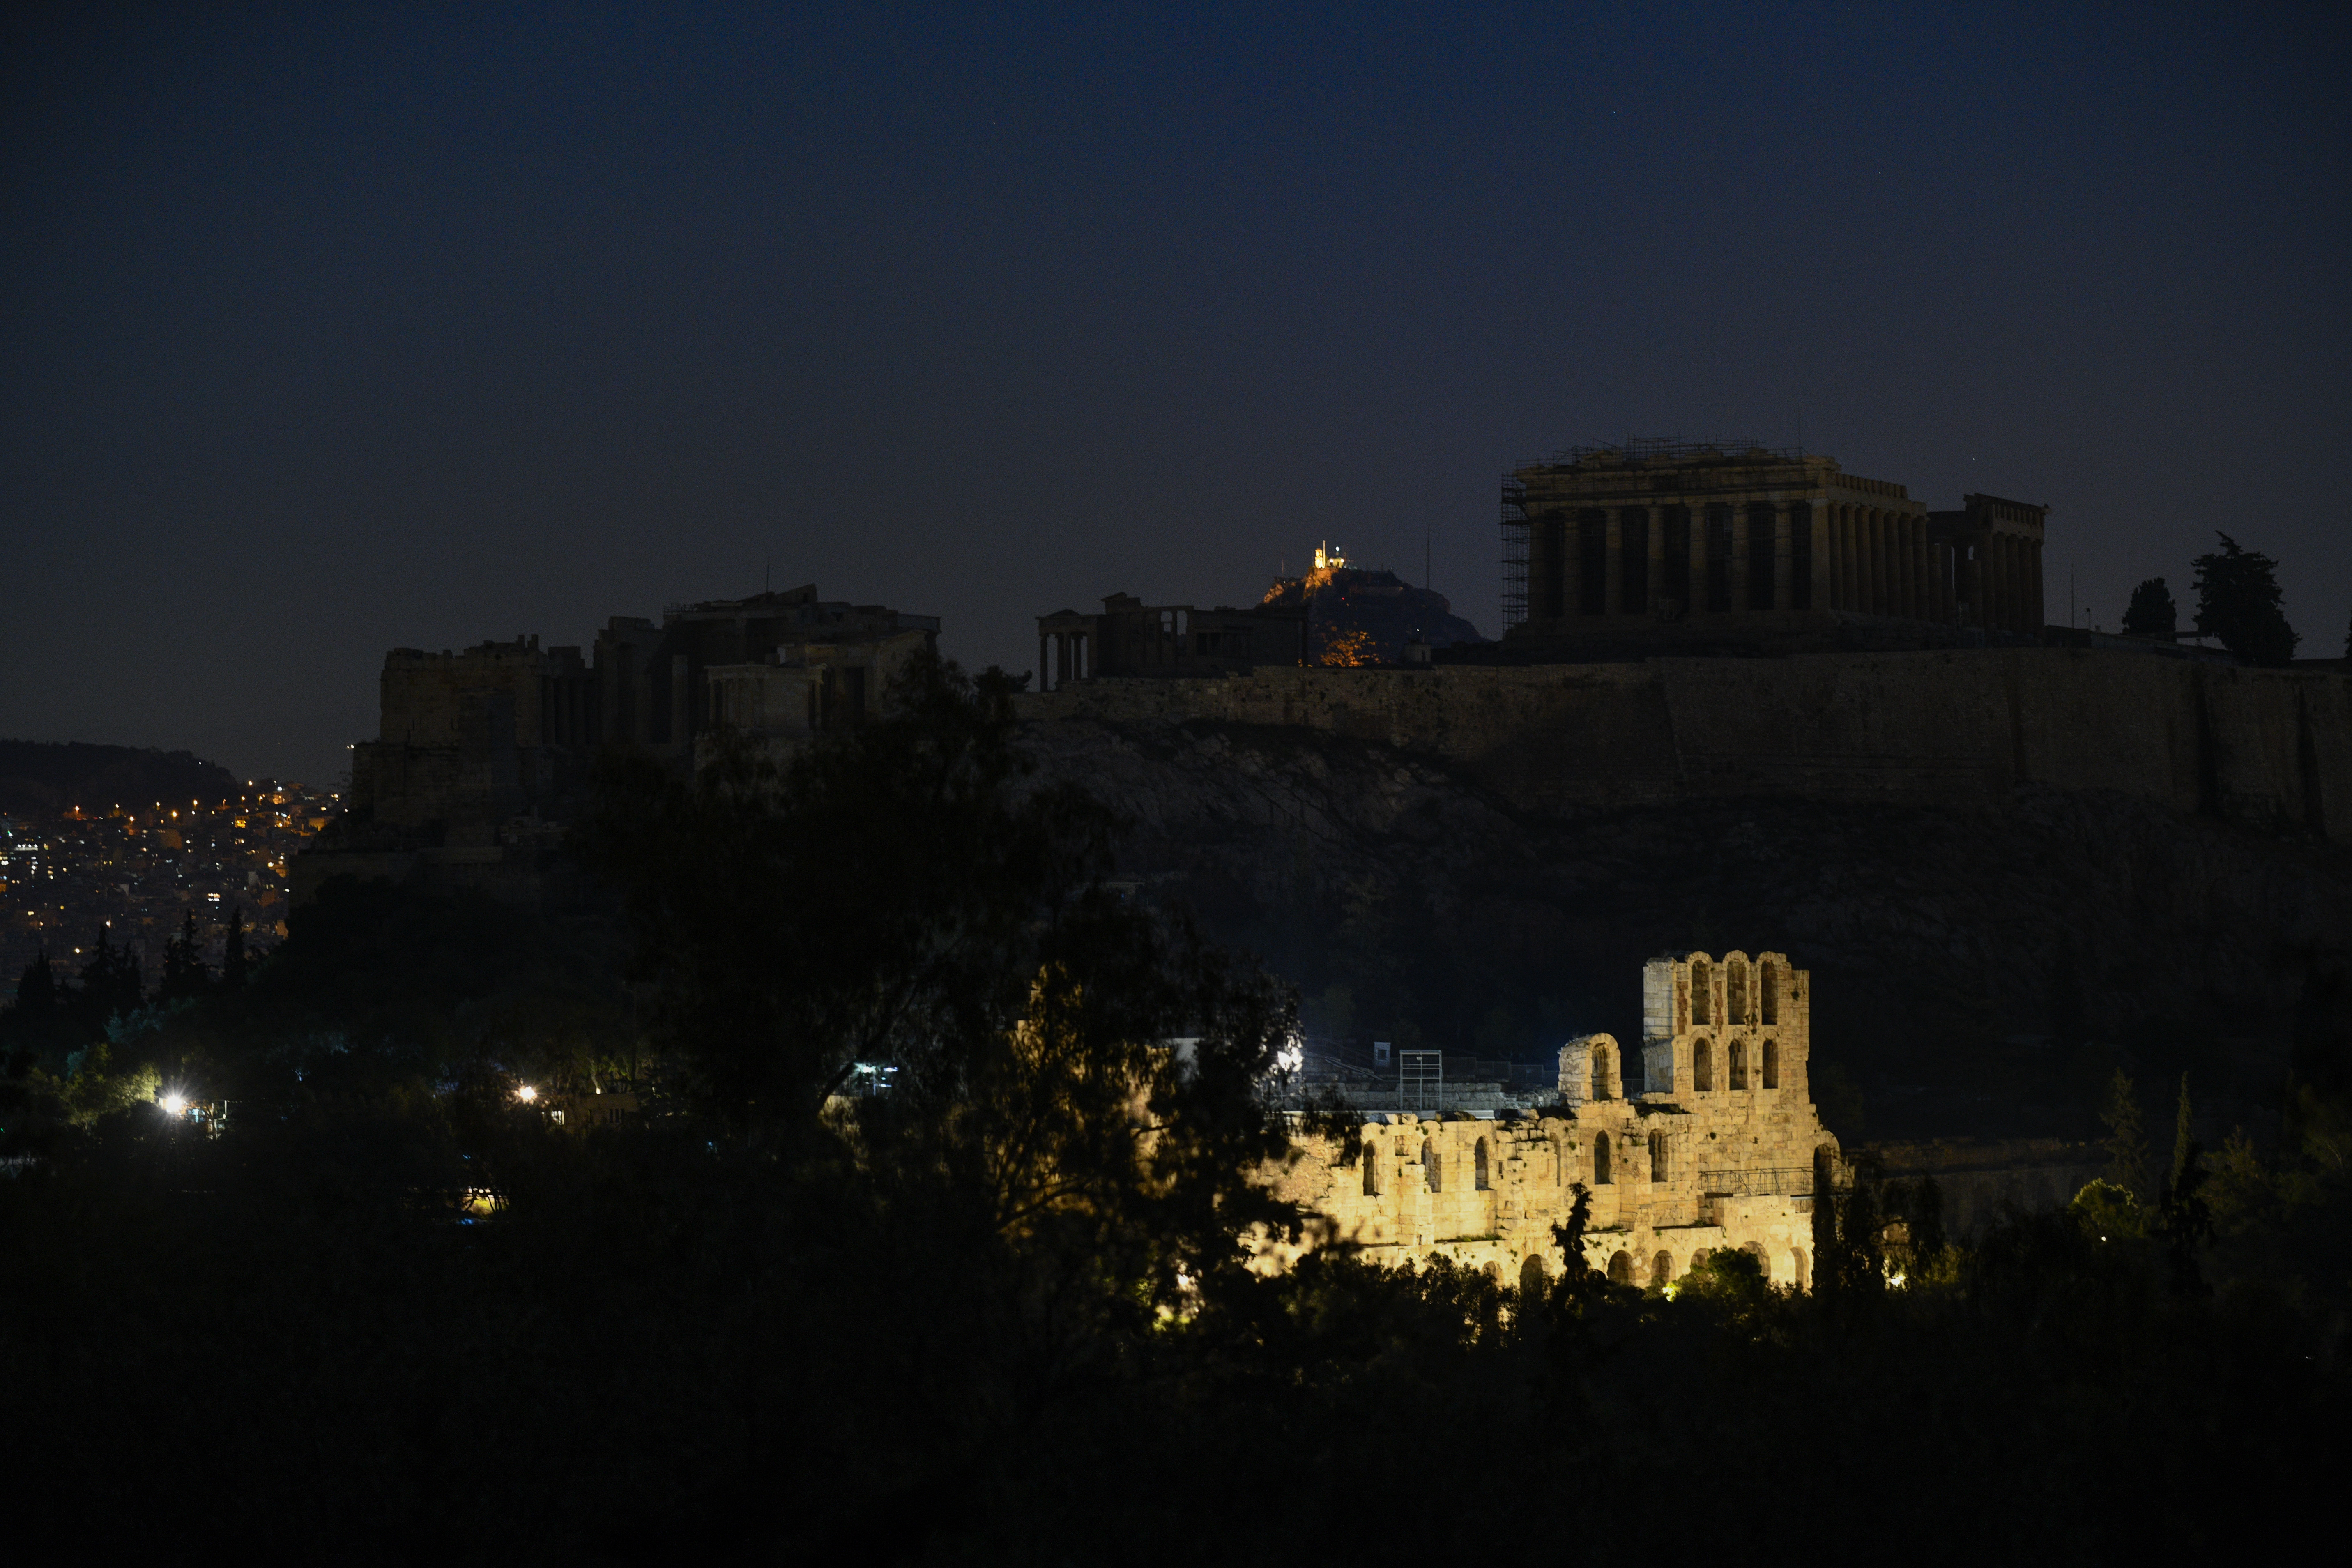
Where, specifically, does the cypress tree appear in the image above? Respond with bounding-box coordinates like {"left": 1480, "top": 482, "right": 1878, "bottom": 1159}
{"left": 12, "top": 950, "right": 58, "bottom": 1018}
{"left": 2099, "top": 1069, "right": 2152, "bottom": 1203}
{"left": 161, "top": 911, "right": 210, "bottom": 1002}
{"left": 222, "top": 906, "right": 248, "bottom": 990}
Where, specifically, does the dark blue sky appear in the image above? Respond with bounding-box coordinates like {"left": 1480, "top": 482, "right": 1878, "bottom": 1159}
{"left": 5, "top": 3, "right": 2345, "bottom": 786}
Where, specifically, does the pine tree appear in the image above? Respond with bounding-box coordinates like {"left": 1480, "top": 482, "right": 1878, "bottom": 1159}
{"left": 222, "top": 906, "right": 248, "bottom": 990}
{"left": 2121, "top": 577, "right": 2177, "bottom": 640}
{"left": 160, "top": 911, "right": 210, "bottom": 1002}
{"left": 2191, "top": 533, "right": 2299, "bottom": 666}
{"left": 2099, "top": 1068, "right": 2152, "bottom": 1202}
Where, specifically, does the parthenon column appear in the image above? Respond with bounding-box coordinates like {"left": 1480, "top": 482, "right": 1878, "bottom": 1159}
{"left": 1040, "top": 634, "right": 1052, "bottom": 691}
{"left": 1910, "top": 518, "right": 1928, "bottom": 620}
{"left": 2030, "top": 539, "right": 2046, "bottom": 632}
{"left": 1775, "top": 507, "right": 1795, "bottom": 610}
{"left": 1728, "top": 506, "right": 1747, "bottom": 614}
{"left": 1604, "top": 511, "right": 1622, "bottom": 616}
{"left": 1647, "top": 508, "right": 1666, "bottom": 615}
{"left": 1864, "top": 509, "right": 1883, "bottom": 614}
{"left": 1563, "top": 518, "right": 1583, "bottom": 621}
{"left": 1837, "top": 506, "right": 1857, "bottom": 610}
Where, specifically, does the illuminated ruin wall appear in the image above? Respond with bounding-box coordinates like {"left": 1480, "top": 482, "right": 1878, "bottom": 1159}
{"left": 1261, "top": 951, "right": 1836, "bottom": 1292}
{"left": 1015, "top": 650, "right": 2352, "bottom": 843}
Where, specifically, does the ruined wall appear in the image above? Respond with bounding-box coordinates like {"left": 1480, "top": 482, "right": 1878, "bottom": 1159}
{"left": 1264, "top": 952, "right": 1836, "bottom": 1290}
{"left": 1014, "top": 649, "right": 2352, "bottom": 842}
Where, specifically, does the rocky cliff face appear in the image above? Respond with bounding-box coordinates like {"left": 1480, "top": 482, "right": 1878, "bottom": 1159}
{"left": 1022, "top": 711, "right": 2352, "bottom": 1141}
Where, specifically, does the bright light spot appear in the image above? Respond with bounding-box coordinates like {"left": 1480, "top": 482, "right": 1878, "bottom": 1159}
{"left": 1662, "top": 1281, "right": 1680, "bottom": 1300}
{"left": 516, "top": 1084, "right": 538, "bottom": 1103}
{"left": 1275, "top": 1032, "right": 1303, "bottom": 1074}
{"left": 1887, "top": 1269, "right": 1908, "bottom": 1289}
{"left": 159, "top": 1094, "right": 188, "bottom": 1117}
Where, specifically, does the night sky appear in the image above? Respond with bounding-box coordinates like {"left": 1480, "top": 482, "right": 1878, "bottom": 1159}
{"left": 5, "top": 4, "right": 2345, "bottom": 788}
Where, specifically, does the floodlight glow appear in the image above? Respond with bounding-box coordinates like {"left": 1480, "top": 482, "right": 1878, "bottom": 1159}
{"left": 159, "top": 1093, "right": 188, "bottom": 1117}
{"left": 516, "top": 1084, "right": 539, "bottom": 1103}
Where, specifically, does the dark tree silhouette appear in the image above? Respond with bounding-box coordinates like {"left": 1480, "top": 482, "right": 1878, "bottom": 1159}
{"left": 77, "top": 925, "right": 141, "bottom": 1022}
{"left": 2192, "top": 533, "right": 2298, "bottom": 665}
{"left": 2101, "top": 1068, "right": 2153, "bottom": 1202}
{"left": 159, "top": 912, "right": 210, "bottom": 1002}
{"left": 10, "top": 950, "right": 58, "bottom": 1020}
{"left": 2121, "top": 576, "right": 2177, "bottom": 639}
{"left": 221, "top": 907, "right": 248, "bottom": 990}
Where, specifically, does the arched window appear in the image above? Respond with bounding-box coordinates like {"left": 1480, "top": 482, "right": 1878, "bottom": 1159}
{"left": 1654, "top": 1250, "right": 1673, "bottom": 1288}
{"left": 1362, "top": 1141, "right": 1378, "bottom": 1197}
{"left": 1761, "top": 962, "right": 1779, "bottom": 1025}
{"left": 1591, "top": 1044, "right": 1611, "bottom": 1101}
{"left": 1648, "top": 1129, "right": 1668, "bottom": 1183}
{"left": 1423, "top": 1138, "right": 1441, "bottom": 1193}
{"left": 1473, "top": 1137, "right": 1491, "bottom": 1191}
{"left": 1520, "top": 1255, "right": 1547, "bottom": 1297}
{"left": 1692, "top": 1247, "right": 1712, "bottom": 1274}
{"left": 1728, "top": 960, "right": 1748, "bottom": 1022}
{"left": 1593, "top": 1132, "right": 1613, "bottom": 1185}
{"left": 1730, "top": 1040, "right": 1748, "bottom": 1090}
{"left": 1693, "top": 1038, "right": 1713, "bottom": 1093}
{"left": 1607, "top": 1250, "right": 1633, "bottom": 1285}
{"left": 1792, "top": 1247, "right": 1809, "bottom": 1292}
{"left": 1744, "top": 1241, "right": 1770, "bottom": 1282}
{"left": 1762, "top": 1038, "right": 1780, "bottom": 1090}
{"left": 1691, "top": 959, "right": 1712, "bottom": 1025}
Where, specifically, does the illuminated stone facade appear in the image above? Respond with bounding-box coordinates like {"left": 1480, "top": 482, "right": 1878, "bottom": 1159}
{"left": 1263, "top": 951, "right": 1838, "bottom": 1292}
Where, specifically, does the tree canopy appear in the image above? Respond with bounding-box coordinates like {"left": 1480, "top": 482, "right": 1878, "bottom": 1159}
{"left": 2192, "top": 534, "right": 2299, "bottom": 665}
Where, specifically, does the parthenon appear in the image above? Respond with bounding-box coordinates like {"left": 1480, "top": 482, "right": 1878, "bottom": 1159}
{"left": 1501, "top": 439, "right": 2047, "bottom": 657}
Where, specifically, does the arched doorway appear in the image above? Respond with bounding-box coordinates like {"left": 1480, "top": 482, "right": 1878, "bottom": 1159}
{"left": 1593, "top": 1132, "right": 1613, "bottom": 1185}
{"left": 1473, "top": 1137, "right": 1490, "bottom": 1191}
{"left": 1519, "top": 1255, "right": 1547, "bottom": 1297}
{"left": 1607, "top": 1250, "right": 1633, "bottom": 1285}
{"left": 1791, "top": 1247, "right": 1809, "bottom": 1292}
{"left": 1653, "top": 1250, "right": 1674, "bottom": 1288}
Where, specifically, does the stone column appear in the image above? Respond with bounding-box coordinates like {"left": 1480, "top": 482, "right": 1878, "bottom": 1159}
{"left": 2030, "top": 539, "right": 2046, "bottom": 633}
{"left": 1645, "top": 507, "right": 1665, "bottom": 615}
{"left": 1809, "top": 504, "right": 1831, "bottom": 612}
{"left": 1831, "top": 506, "right": 1849, "bottom": 609}
{"left": 1689, "top": 508, "right": 1709, "bottom": 615}
{"left": 1870, "top": 510, "right": 1889, "bottom": 615}
{"left": 1991, "top": 536, "right": 2010, "bottom": 633}
{"left": 1775, "top": 506, "right": 1794, "bottom": 610}
{"left": 1730, "top": 505, "right": 1749, "bottom": 614}
{"left": 1039, "top": 634, "right": 1052, "bottom": 691}
{"left": 1604, "top": 511, "right": 1622, "bottom": 616}
{"left": 1563, "top": 516, "right": 1583, "bottom": 621}
{"left": 1910, "top": 518, "right": 1929, "bottom": 620}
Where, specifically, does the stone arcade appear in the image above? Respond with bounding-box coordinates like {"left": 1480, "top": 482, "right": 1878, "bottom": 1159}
{"left": 1263, "top": 951, "right": 1838, "bottom": 1292}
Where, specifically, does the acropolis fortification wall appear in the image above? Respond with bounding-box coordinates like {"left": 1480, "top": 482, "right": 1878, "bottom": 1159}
{"left": 1015, "top": 649, "right": 2352, "bottom": 842}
